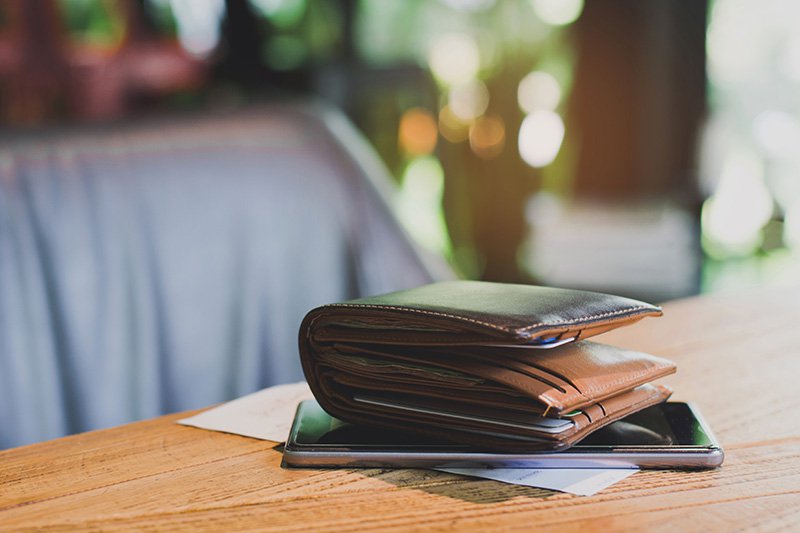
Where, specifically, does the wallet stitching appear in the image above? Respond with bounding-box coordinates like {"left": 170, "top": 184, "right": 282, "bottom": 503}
{"left": 515, "top": 306, "right": 657, "bottom": 332}
{"left": 576, "top": 363, "right": 673, "bottom": 398}
{"left": 325, "top": 303, "right": 657, "bottom": 335}
{"left": 315, "top": 333, "right": 494, "bottom": 344}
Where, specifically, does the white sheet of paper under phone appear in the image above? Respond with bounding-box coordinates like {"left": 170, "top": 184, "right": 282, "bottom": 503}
{"left": 435, "top": 467, "right": 637, "bottom": 497}
{"left": 178, "top": 381, "right": 314, "bottom": 442}
{"left": 177, "top": 382, "right": 637, "bottom": 496}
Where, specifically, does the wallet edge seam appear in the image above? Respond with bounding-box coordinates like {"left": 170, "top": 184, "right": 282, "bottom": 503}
{"left": 321, "top": 303, "right": 660, "bottom": 336}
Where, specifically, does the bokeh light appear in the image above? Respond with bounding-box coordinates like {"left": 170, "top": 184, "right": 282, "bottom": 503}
{"left": 706, "top": 0, "right": 768, "bottom": 85}
{"left": 517, "top": 71, "right": 561, "bottom": 114}
{"left": 427, "top": 33, "right": 481, "bottom": 86}
{"left": 159, "top": 0, "right": 226, "bottom": 57}
{"left": 701, "top": 153, "right": 774, "bottom": 257}
{"left": 469, "top": 114, "right": 505, "bottom": 159}
{"left": 398, "top": 108, "right": 438, "bottom": 156}
{"left": 518, "top": 110, "right": 565, "bottom": 168}
{"left": 785, "top": 201, "right": 800, "bottom": 249}
{"left": 248, "top": 0, "right": 307, "bottom": 28}
{"left": 703, "top": 0, "right": 800, "bottom": 274}
{"left": 438, "top": 105, "right": 471, "bottom": 143}
{"left": 396, "top": 157, "right": 450, "bottom": 255}
{"left": 531, "top": 0, "right": 584, "bottom": 27}
{"left": 439, "top": 0, "right": 496, "bottom": 12}
{"left": 779, "top": 34, "right": 800, "bottom": 83}
{"left": 264, "top": 36, "right": 308, "bottom": 70}
{"left": 752, "top": 110, "right": 800, "bottom": 161}
{"left": 449, "top": 80, "right": 490, "bottom": 121}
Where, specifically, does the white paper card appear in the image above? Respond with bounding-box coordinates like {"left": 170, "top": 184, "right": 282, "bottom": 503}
{"left": 435, "top": 467, "right": 637, "bottom": 496}
{"left": 178, "top": 381, "right": 313, "bottom": 442}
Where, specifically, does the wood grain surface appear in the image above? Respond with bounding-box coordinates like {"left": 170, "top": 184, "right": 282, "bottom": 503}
{"left": 2, "top": 285, "right": 800, "bottom": 531}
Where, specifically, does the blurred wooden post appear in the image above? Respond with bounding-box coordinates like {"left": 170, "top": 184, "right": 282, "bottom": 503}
{"left": 0, "top": 0, "right": 66, "bottom": 124}
{"left": 569, "top": 0, "right": 707, "bottom": 202}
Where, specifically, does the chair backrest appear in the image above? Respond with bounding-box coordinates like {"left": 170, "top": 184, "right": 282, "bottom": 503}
{"left": 0, "top": 102, "right": 440, "bottom": 448}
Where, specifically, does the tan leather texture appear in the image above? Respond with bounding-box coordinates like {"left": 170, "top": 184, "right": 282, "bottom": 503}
{"left": 299, "top": 281, "right": 674, "bottom": 451}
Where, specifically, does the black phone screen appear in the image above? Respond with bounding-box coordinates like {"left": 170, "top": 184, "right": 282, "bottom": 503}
{"left": 574, "top": 402, "right": 714, "bottom": 448}
{"left": 290, "top": 401, "right": 715, "bottom": 451}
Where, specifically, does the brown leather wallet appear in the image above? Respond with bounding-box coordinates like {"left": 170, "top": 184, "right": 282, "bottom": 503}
{"left": 299, "top": 281, "right": 675, "bottom": 451}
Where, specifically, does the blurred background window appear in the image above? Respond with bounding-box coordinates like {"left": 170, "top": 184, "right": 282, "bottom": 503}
{"left": 1, "top": 0, "right": 797, "bottom": 302}
{"left": 701, "top": 0, "right": 800, "bottom": 291}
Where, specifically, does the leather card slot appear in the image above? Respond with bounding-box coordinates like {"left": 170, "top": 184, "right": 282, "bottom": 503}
{"left": 318, "top": 351, "right": 484, "bottom": 386}
{"left": 337, "top": 341, "right": 575, "bottom": 398}
{"left": 317, "top": 359, "right": 476, "bottom": 391}
{"left": 333, "top": 342, "right": 573, "bottom": 407}
{"left": 314, "top": 356, "right": 541, "bottom": 408}
{"left": 318, "top": 351, "right": 545, "bottom": 404}
{"left": 504, "top": 341, "right": 676, "bottom": 402}
{"left": 350, "top": 392, "right": 575, "bottom": 435}
{"left": 322, "top": 353, "right": 567, "bottom": 410}
{"left": 329, "top": 382, "right": 568, "bottom": 439}
{"left": 457, "top": 346, "right": 587, "bottom": 399}
{"left": 328, "top": 376, "right": 549, "bottom": 419}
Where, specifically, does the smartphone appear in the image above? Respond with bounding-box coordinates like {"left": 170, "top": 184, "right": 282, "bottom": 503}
{"left": 282, "top": 400, "right": 723, "bottom": 469}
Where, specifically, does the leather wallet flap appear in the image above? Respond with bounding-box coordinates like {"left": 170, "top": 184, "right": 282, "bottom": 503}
{"left": 311, "top": 280, "right": 662, "bottom": 346}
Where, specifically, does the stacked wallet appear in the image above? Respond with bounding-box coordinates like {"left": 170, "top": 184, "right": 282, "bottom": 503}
{"left": 298, "top": 281, "right": 675, "bottom": 452}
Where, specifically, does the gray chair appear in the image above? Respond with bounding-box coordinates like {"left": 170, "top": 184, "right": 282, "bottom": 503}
{"left": 0, "top": 102, "right": 441, "bottom": 448}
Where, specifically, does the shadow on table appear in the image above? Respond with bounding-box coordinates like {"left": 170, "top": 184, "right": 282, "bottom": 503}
{"left": 272, "top": 443, "right": 558, "bottom": 504}
{"left": 360, "top": 468, "right": 559, "bottom": 504}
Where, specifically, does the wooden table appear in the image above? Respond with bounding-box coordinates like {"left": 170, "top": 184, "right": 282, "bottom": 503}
{"left": 2, "top": 286, "right": 800, "bottom": 531}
